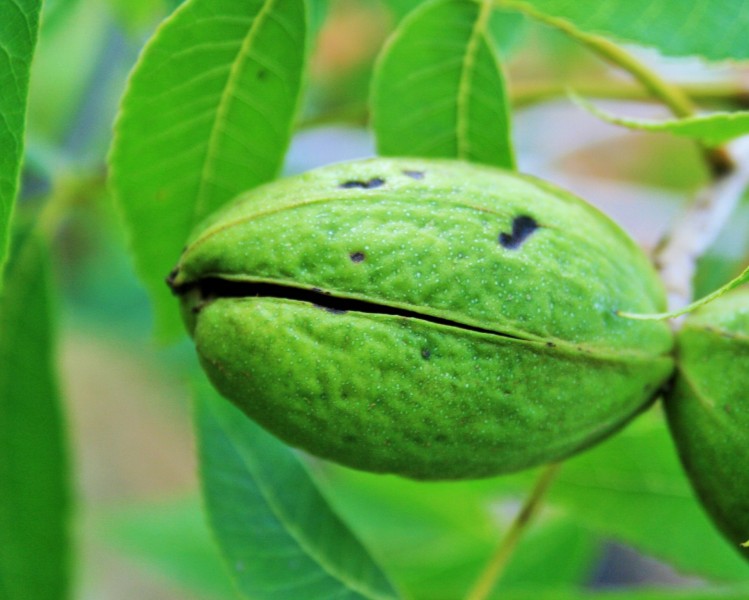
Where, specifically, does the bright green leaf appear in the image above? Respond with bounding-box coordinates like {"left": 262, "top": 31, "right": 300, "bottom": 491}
{"left": 0, "top": 0, "right": 43, "bottom": 276}
{"left": 574, "top": 94, "right": 749, "bottom": 147}
{"left": 498, "top": 0, "right": 749, "bottom": 62}
{"left": 195, "top": 381, "right": 400, "bottom": 600}
{"left": 549, "top": 410, "right": 749, "bottom": 582}
{"left": 315, "top": 466, "right": 599, "bottom": 599}
{"left": 0, "top": 230, "right": 71, "bottom": 600}
{"left": 487, "top": 7, "right": 526, "bottom": 57}
{"left": 372, "top": 0, "right": 515, "bottom": 169}
{"left": 109, "top": 0, "right": 308, "bottom": 338}
{"left": 96, "top": 496, "right": 238, "bottom": 599}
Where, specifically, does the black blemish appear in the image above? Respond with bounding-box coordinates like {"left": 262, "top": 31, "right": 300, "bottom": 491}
{"left": 342, "top": 434, "right": 357, "bottom": 444}
{"left": 350, "top": 251, "right": 365, "bottom": 263}
{"left": 546, "top": 341, "right": 556, "bottom": 348}
{"left": 403, "top": 170, "right": 425, "bottom": 180}
{"left": 340, "top": 177, "right": 385, "bottom": 189}
{"left": 421, "top": 347, "right": 431, "bottom": 360}
{"left": 499, "top": 215, "right": 539, "bottom": 249}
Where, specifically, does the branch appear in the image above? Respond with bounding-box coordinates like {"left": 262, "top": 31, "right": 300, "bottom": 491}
{"left": 655, "top": 137, "right": 749, "bottom": 316}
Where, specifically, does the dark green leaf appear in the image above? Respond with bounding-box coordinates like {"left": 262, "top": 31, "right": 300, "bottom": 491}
{"left": 195, "top": 382, "right": 400, "bottom": 600}
{"left": 0, "top": 0, "right": 43, "bottom": 275}
{"left": 96, "top": 496, "right": 238, "bottom": 599}
{"left": 110, "top": 0, "right": 308, "bottom": 338}
{"left": 0, "top": 230, "right": 71, "bottom": 600}
{"left": 372, "top": 0, "right": 515, "bottom": 168}
{"left": 499, "top": 0, "right": 749, "bottom": 61}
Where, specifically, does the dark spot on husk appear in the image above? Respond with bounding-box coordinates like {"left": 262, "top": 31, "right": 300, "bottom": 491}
{"left": 403, "top": 170, "right": 424, "bottom": 180}
{"left": 340, "top": 177, "right": 385, "bottom": 189}
{"left": 546, "top": 341, "right": 556, "bottom": 348}
{"left": 421, "top": 347, "right": 431, "bottom": 360}
{"left": 499, "top": 215, "right": 539, "bottom": 249}
{"left": 342, "top": 434, "right": 357, "bottom": 444}
{"left": 257, "top": 68, "right": 267, "bottom": 80}
{"left": 350, "top": 251, "right": 365, "bottom": 263}
{"left": 434, "top": 433, "right": 448, "bottom": 443}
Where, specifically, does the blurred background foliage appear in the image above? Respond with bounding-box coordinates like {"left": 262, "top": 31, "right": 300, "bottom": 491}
{"left": 14, "top": 0, "right": 749, "bottom": 597}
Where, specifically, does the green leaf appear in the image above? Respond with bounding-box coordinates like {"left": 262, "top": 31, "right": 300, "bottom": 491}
{"left": 195, "top": 381, "right": 400, "bottom": 600}
{"left": 109, "top": 0, "right": 308, "bottom": 338}
{"left": 372, "top": 0, "right": 515, "bottom": 169}
{"left": 573, "top": 94, "right": 749, "bottom": 147}
{"left": 314, "top": 467, "right": 599, "bottom": 599}
{"left": 0, "top": 0, "right": 43, "bottom": 276}
{"left": 498, "top": 0, "right": 749, "bottom": 62}
{"left": 498, "top": 587, "right": 749, "bottom": 600}
{"left": 0, "top": 230, "right": 71, "bottom": 600}
{"left": 549, "top": 410, "right": 749, "bottom": 582}
{"left": 95, "top": 496, "right": 238, "bottom": 599}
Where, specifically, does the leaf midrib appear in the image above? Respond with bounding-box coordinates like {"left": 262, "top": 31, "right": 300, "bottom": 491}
{"left": 193, "top": 0, "right": 279, "bottom": 223}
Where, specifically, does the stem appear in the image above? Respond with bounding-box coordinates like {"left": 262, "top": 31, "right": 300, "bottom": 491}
{"left": 654, "top": 137, "right": 749, "bottom": 316}
{"left": 465, "top": 463, "right": 562, "bottom": 600}
{"left": 511, "top": 80, "right": 749, "bottom": 110}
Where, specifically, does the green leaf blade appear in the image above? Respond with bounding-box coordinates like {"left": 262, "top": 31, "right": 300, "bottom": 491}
{"left": 574, "top": 94, "right": 749, "bottom": 147}
{"left": 96, "top": 497, "right": 239, "bottom": 599}
{"left": 109, "top": 0, "right": 308, "bottom": 338}
{"left": 501, "top": 0, "right": 749, "bottom": 61}
{"left": 549, "top": 412, "right": 749, "bottom": 582}
{"left": 0, "top": 0, "right": 43, "bottom": 274}
{"left": 0, "top": 231, "right": 71, "bottom": 600}
{"left": 196, "top": 383, "right": 399, "bottom": 600}
{"left": 372, "top": 0, "right": 515, "bottom": 169}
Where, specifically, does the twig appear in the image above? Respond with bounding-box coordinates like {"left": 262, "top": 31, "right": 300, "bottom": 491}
{"left": 655, "top": 137, "right": 749, "bottom": 316}
{"left": 464, "top": 463, "right": 562, "bottom": 600}
{"left": 511, "top": 80, "right": 749, "bottom": 110}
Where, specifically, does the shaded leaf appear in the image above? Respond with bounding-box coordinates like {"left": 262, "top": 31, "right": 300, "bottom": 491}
{"left": 0, "top": 0, "right": 43, "bottom": 275}
{"left": 0, "top": 230, "right": 71, "bottom": 600}
{"left": 195, "top": 381, "right": 399, "bottom": 600}
{"left": 372, "top": 0, "right": 515, "bottom": 168}
{"left": 499, "top": 0, "right": 749, "bottom": 61}
{"left": 573, "top": 94, "right": 749, "bottom": 147}
{"left": 96, "top": 496, "right": 238, "bottom": 599}
{"left": 110, "top": 0, "right": 308, "bottom": 338}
